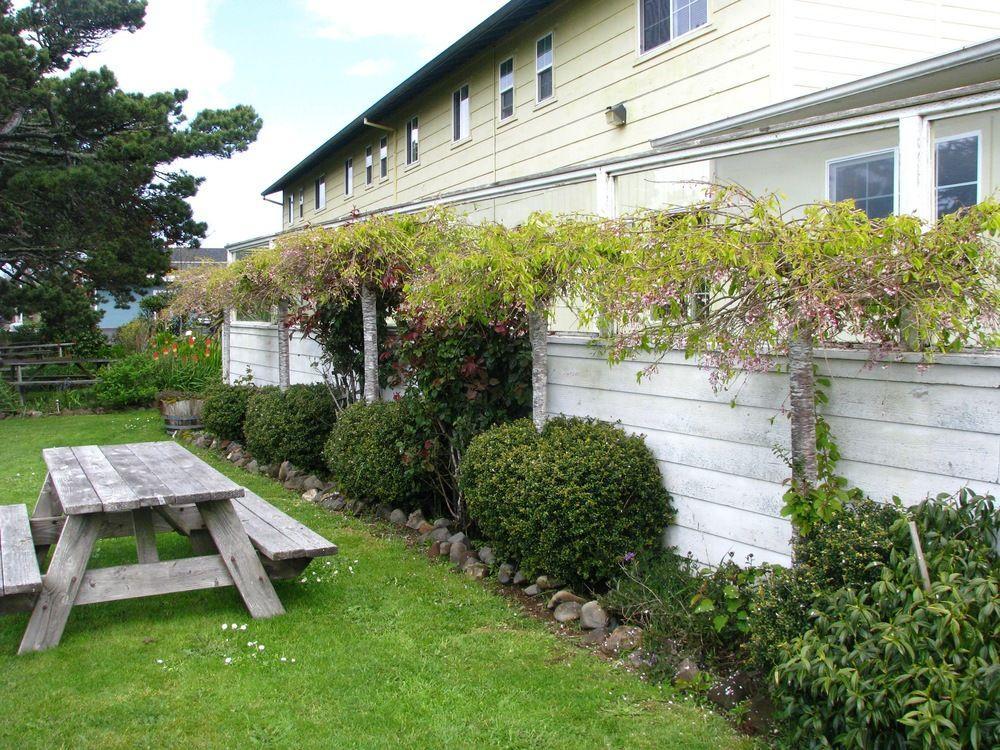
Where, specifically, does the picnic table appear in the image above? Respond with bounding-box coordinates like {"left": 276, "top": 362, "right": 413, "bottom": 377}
{"left": 0, "top": 441, "right": 337, "bottom": 654}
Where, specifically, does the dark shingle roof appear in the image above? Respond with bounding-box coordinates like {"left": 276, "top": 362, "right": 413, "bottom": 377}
{"left": 170, "top": 247, "right": 227, "bottom": 268}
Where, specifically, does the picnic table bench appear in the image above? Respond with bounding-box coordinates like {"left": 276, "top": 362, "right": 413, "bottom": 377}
{"left": 0, "top": 441, "right": 337, "bottom": 654}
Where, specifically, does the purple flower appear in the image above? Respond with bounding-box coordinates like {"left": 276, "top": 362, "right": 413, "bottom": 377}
{"left": 623, "top": 551, "right": 636, "bottom": 563}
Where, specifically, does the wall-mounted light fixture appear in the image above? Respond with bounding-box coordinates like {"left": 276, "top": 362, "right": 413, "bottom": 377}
{"left": 605, "top": 102, "right": 627, "bottom": 127}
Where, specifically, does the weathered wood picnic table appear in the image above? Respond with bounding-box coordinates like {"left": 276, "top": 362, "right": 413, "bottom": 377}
{"left": 0, "top": 441, "right": 337, "bottom": 654}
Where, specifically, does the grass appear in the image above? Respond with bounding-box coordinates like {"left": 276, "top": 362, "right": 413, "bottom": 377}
{"left": 0, "top": 411, "right": 758, "bottom": 750}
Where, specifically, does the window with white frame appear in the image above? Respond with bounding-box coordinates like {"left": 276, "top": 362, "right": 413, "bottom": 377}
{"left": 365, "top": 145, "right": 374, "bottom": 185}
{"left": 298, "top": 189, "right": 304, "bottom": 218}
{"left": 499, "top": 57, "right": 515, "bottom": 121}
{"left": 314, "top": 176, "right": 326, "bottom": 210}
{"left": 453, "top": 85, "right": 470, "bottom": 141}
{"left": 406, "top": 116, "right": 419, "bottom": 164}
{"left": 536, "top": 34, "right": 553, "bottom": 103}
{"left": 935, "top": 133, "right": 979, "bottom": 217}
{"left": 640, "top": 0, "right": 708, "bottom": 54}
{"left": 379, "top": 135, "right": 389, "bottom": 179}
{"left": 344, "top": 158, "right": 354, "bottom": 196}
{"left": 287, "top": 194, "right": 294, "bottom": 224}
{"left": 828, "top": 150, "right": 896, "bottom": 219}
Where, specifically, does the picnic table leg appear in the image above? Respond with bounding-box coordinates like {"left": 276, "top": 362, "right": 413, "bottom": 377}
{"left": 132, "top": 508, "right": 159, "bottom": 564}
{"left": 19, "top": 514, "right": 102, "bottom": 654}
{"left": 31, "top": 474, "right": 59, "bottom": 567}
{"left": 199, "top": 500, "right": 284, "bottom": 619}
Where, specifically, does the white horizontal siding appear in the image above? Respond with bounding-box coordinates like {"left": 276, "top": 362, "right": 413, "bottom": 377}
{"left": 548, "top": 336, "right": 1000, "bottom": 565}
{"left": 229, "top": 325, "right": 324, "bottom": 386}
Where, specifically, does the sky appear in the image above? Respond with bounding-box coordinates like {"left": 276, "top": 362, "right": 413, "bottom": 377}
{"left": 80, "top": 0, "right": 508, "bottom": 247}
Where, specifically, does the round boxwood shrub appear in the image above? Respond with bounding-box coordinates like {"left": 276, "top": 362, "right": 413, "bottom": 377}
{"left": 202, "top": 384, "right": 253, "bottom": 442}
{"left": 462, "top": 416, "right": 673, "bottom": 587}
{"left": 243, "top": 384, "right": 337, "bottom": 472}
{"left": 324, "top": 399, "right": 414, "bottom": 507}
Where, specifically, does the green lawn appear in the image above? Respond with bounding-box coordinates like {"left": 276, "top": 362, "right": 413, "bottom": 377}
{"left": 0, "top": 411, "right": 756, "bottom": 750}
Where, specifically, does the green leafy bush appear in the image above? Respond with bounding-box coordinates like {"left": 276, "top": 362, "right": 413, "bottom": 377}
{"left": 462, "top": 417, "right": 673, "bottom": 587}
{"left": 324, "top": 399, "right": 418, "bottom": 507}
{"left": 93, "top": 353, "right": 160, "bottom": 409}
{"left": 243, "top": 384, "right": 337, "bottom": 472}
{"left": 0, "top": 379, "right": 20, "bottom": 415}
{"left": 774, "top": 490, "right": 999, "bottom": 750}
{"left": 202, "top": 384, "right": 254, "bottom": 442}
{"left": 745, "top": 497, "right": 898, "bottom": 671}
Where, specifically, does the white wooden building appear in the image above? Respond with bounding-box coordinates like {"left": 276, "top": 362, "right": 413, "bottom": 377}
{"left": 223, "top": 1, "right": 1000, "bottom": 565}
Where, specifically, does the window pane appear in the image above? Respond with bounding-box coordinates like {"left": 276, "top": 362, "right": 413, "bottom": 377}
{"left": 867, "top": 156, "right": 895, "bottom": 198}
{"left": 672, "top": 0, "right": 708, "bottom": 38}
{"left": 864, "top": 196, "right": 894, "bottom": 219}
{"left": 536, "top": 35, "right": 552, "bottom": 70}
{"left": 830, "top": 152, "right": 896, "bottom": 219}
{"left": 501, "top": 89, "right": 514, "bottom": 119}
{"left": 936, "top": 136, "right": 978, "bottom": 189}
{"left": 537, "top": 67, "right": 553, "bottom": 101}
{"left": 500, "top": 58, "right": 514, "bottom": 90}
{"left": 642, "top": 0, "right": 671, "bottom": 52}
{"left": 937, "top": 184, "right": 978, "bottom": 217}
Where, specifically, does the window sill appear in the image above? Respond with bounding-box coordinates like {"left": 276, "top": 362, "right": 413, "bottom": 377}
{"left": 497, "top": 115, "right": 519, "bottom": 129}
{"left": 403, "top": 160, "right": 421, "bottom": 173}
{"left": 450, "top": 136, "right": 473, "bottom": 151}
{"left": 634, "top": 23, "right": 715, "bottom": 67}
{"left": 533, "top": 96, "right": 558, "bottom": 112}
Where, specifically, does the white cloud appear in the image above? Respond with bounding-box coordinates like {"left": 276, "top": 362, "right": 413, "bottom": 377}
{"left": 301, "top": 0, "right": 508, "bottom": 57}
{"left": 345, "top": 58, "right": 396, "bottom": 78}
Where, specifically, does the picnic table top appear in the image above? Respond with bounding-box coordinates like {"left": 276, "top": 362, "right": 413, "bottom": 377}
{"left": 42, "top": 442, "right": 245, "bottom": 515}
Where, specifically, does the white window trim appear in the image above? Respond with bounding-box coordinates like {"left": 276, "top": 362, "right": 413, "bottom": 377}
{"left": 934, "top": 130, "right": 982, "bottom": 218}
{"left": 406, "top": 115, "right": 420, "bottom": 166}
{"left": 535, "top": 31, "right": 555, "bottom": 104}
{"left": 344, "top": 158, "right": 354, "bottom": 197}
{"left": 365, "top": 145, "right": 374, "bottom": 186}
{"left": 379, "top": 136, "right": 389, "bottom": 181}
{"left": 315, "top": 175, "right": 326, "bottom": 210}
{"left": 452, "top": 83, "right": 471, "bottom": 143}
{"left": 498, "top": 56, "right": 516, "bottom": 123}
{"left": 298, "top": 189, "right": 304, "bottom": 218}
{"left": 825, "top": 147, "right": 900, "bottom": 216}
{"left": 635, "top": 0, "right": 712, "bottom": 59}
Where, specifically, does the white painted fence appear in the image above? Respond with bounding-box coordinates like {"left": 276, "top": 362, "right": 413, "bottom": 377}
{"left": 548, "top": 335, "right": 1000, "bottom": 567}
{"left": 229, "top": 323, "right": 1000, "bottom": 567}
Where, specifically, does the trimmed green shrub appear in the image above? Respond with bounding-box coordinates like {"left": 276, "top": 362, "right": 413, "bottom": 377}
{"left": 774, "top": 490, "right": 999, "bottom": 750}
{"left": 243, "top": 384, "right": 337, "bottom": 472}
{"left": 324, "top": 399, "right": 416, "bottom": 507}
{"left": 93, "top": 353, "right": 160, "bottom": 409}
{"left": 745, "top": 497, "right": 899, "bottom": 671}
{"left": 202, "top": 384, "right": 253, "bottom": 442}
{"left": 462, "top": 417, "right": 673, "bottom": 587}
{"left": 0, "top": 378, "right": 19, "bottom": 415}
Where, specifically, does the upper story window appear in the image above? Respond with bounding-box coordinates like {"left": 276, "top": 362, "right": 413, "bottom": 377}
{"left": 314, "top": 176, "right": 326, "bottom": 210}
{"left": 298, "top": 189, "right": 304, "bottom": 218}
{"left": 453, "top": 85, "right": 470, "bottom": 141}
{"left": 406, "top": 116, "right": 419, "bottom": 164}
{"left": 380, "top": 136, "right": 389, "bottom": 179}
{"left": 829, "top": 150, "right": 896, "bottom": 220}
{"left": 935, "top": 133, "right": 979, "bottom": 218}
{"left": 499, "top": 57, "right": 515, "bottom": 121}
{"left": 536, "top": 34, "right": 554, "bottom": 103}
{"left": 287, "top": 194, "right": 294, "bottom": 224}
{"left": 640, "top": 0, "right": 708, "bottom": 54}
{"left": 344, "top": 158, "right": 354, "bottom": 197}
{"left": 365, "top": 145, "right": 374, "bottom": 186}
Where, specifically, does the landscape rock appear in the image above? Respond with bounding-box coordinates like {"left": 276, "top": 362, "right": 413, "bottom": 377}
{"left": 439, "top": 542, "right": 451, "bottom": 556}
{"left": 523, "top": 584, "right": 541, "bottom": 597}
{"left": 580, "top": 601, "right": 609, "bottom": 630}
{"left": 497, "top": 563, "right": 514, "bottom": 585}
{"left": 283, "top": 476, "right": 305, "bottom": 491}
{"left": 319, "top": 493, "right": 346, "bottom": 511}
{"left": 426, "top": 526, "right": 451, "bottom": 543}
{"left": 417, "top": 521, "right": 434, "bottom": 535}
{"left": 406, "top": 510, "right": 425, "bottom": 530}
{"left": 432, "top": 518, "right": 451, "bottom": 529}
{"left": 278, "top": 460, "right": 293, "bottom": 481}
{"left": 389, "top": 509, "right": 408, "bottom": 525}
{"left": 245, "top": 460, "right": 260, "bottom": 474}
{"left": 301, "top": 488, "right": 321, "bottom": 502}
{"left": 553, "top": 601, "right": 582, "bottom": 623}
{"left": 477, "top": 547, "right": 496, "bottom": 566}
{"left": 302, "top": 475, "right": 325, "bottom": 492}
{"left": 428, "top": 542, "right": 442, "bottom": 558}
{"left": 512, "top": 570, "right": 528, "bottom": 586}
{"left": 580, "top": 627, "right": 608, "bottom": 646}
{"left": 707, "top": 670, "right": 754, "bottom": 711}
{"left": 447, "top": 532, "right": 470, "bottom": 547}
{"left": 464, "top": 561, "right": 489, "bottom": 580}
{"left": 449, "top": 542, "right": 468, "bottom": 566}
{"left": 601, "top": 626, "right": 643, "bottom": 656}
{"left": 547, "top": 590, "right": 585, "bottom": 610}
{"left": 219, "top": 440, "right": 231, "bottom": 450}
{"left": 535, "top": 576, "right": 562, "bottom": 591}
{"left": 629, "top": 650, "right": 659, "bottom": 669}
{"left": 673, "top": 658, "right": 701, "bottom": 686}
{"left": 375, "top": 504, "right": 393, "bottom": 521}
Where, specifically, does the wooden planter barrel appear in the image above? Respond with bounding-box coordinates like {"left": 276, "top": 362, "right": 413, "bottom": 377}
{"left": 158, "top": 397, "right": 205, "bottom": 433}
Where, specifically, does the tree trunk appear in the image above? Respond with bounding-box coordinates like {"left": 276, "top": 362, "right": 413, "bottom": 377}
{"left": 361, "top": 284, "right": 379, "bottom": 404}
{"left": 277, "top": 303, "right": 290, "bottom": 391}
{"left": 788, "top": 321, "right": 818, "bottom": 488}
{"left": 528, "top": 306, "right": 549, "bottom": 432}
{"left": 221, "top": 313, "right": 231, "bottom": 385}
